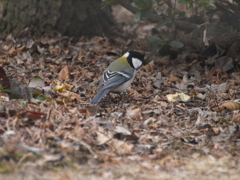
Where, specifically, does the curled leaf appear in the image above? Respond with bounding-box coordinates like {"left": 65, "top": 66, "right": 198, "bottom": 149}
{"left": 52, "top": 81, "right": 72, "bottom": 91}
{"left": 211, "top": 102, "right": 240, "bottom": 111}
{"left": 32, "top": 90, "right": 52, "bottom": 102}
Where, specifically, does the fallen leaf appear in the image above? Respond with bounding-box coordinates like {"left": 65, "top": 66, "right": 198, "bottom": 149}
{"left": 52, "top": 81, "right": 72, "bottom": 91}
{"left": 232, "top": 114, "right": 240, "bottom": 122}
{"left": 153, "top": 72, "right": 162, "bottom": 88}
{"left": 28, "top": 75, "right": 45, "bottom": 88}
{"left": 169, "top": 74, "right": 181, "bottom": 83}
{"left": 58, "top": 90, "right": 81, "bottom": 102}
{"left": 166, "top": 92, "right": 191, "bottom": 102}
{"left": 96, "top": 131, "right": 110, "bottom": 145}
{"left": 59, "top": 66, "right": 70, "bottom": 80}
{"left": 211, "top": 101, "right": 240, "bottom": 111}
{"left": 126, "top": 107, "right": 142, "bottom": 119}
{"left": 27, "top": 110, "right": 47, "bottom": 120}
{"left": 114, "top": 126, "right": 131, "bottom": 135}
{"left": 111, "top": 139, "right": 134, "bottom": 155}
{"left": 143, "top": 117, "right": 157, "bottom": 125}
{"left": 78, "top": 108, "right": 89, "bottom": 116}
{"left": 212, "top": 127, "right": 220, "bottom": 135}
{"left": 142, "top": 60, "right": 154, "bottom": 72}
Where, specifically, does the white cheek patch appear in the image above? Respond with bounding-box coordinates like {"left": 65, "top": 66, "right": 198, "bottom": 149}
{"left": 132, "top": 57, "right": 142, "bottom": 69}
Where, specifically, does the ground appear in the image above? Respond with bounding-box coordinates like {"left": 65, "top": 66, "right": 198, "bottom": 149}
{"left": 0, "top": 4, "right": 240, "bottom": 180}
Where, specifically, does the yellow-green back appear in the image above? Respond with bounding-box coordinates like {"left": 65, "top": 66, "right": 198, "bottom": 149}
{"left": 107, "top": 55, "right": 131, "bottom": 71}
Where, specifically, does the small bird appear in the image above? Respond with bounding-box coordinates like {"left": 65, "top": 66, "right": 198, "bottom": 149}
{"left": 91, "top": 51, "right": 144, "bottom": 104}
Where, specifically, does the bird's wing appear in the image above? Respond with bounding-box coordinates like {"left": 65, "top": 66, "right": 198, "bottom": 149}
{"left": 98, "top": 68, "right": 134, "bottom": 92}
{"left": 91, "top": 67, "right": 134, "bottom": 104}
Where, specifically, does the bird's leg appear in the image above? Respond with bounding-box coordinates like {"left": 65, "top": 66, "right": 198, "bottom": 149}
{"left": 100, "top": 93, "right": 111, "bottom": 103}
{"left": 102, "top": 92, "right": 125, "bottom": 103}
{"left": 114, "top": 92, "right": 123, "bottom": 102}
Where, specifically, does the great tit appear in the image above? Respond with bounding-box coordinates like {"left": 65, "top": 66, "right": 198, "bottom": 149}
{"left": 91, "top": 51, "right": 144, "bottom": 104}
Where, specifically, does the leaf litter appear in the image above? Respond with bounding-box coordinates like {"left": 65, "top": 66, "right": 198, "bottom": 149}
{"left": 1, "top": 15, "right": 240, "bottom": 180}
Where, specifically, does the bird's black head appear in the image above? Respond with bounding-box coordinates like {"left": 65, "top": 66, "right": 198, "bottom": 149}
{"left": 125, "top": 51, "right": 144, "bottom": 69}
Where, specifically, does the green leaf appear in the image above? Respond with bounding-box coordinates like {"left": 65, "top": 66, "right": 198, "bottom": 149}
{"left": 177, "top": 12, "right": 186, "bottom": 19}
{"left": 169, "top": 40, "right": 184, "bottom": 48}
{"left": 32, "top": 90, "right": 52, "bottom": 102}
{"left": 208, "top": 5, "right": 216, "bottom": 9}
{"left": 197, "top": 6, "right": 205, "bottom": 12}
{"left": 131, "top": 2, "right": 138, "bottom": 8}
{"left": 178, "top": 0, "right": 192, "bottom": 3}
{"left": 209, "top": 0, "right": 217, "bottom": 3}
{"left": 155, "top": 5, "right": 162, "bottom": 15}
{"left": 133, "top": 0, "right": 146, "bottom": 9}
{"left": 166, "top": 20, "right": 173, "bottom": 28}
{"left": 0, "top": 84, "right": 4, "bottom": 92}
{"left": 171, "top": 23, "right": 175, "bottom": 31}
{"left": 146, "top": 36, "right": 164, "bottom": 45}
{"left": 151, "top": 0, "right": 157, "bottom": 3}
{"left": 134, "top": 11, "right": 141, "bottom": 22}
{"left": 100, "top": 0, "right": 116, "bottom": 9}
{"left": 167, "top": 8, "right": 172, "bottom": 17}
{"left": 157, "top": 19, "right": 170, "bottom": 27}
{"left": 140, "top": 8, "right": 153, "bottom": 20}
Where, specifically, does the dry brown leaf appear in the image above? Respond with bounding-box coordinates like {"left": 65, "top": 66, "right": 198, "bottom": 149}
{"left": 111, "top": 139, "right": 134, "bottom": 155}
{"left": 49, "top": 45, "right": 60, "bottom": 54}
{"left": 143, "top": 117, "right": 157, "bottom": 125}
{"left": 211, "top": 101, "right": 240, "bottom": 111}
{"left": 169, "top": 74, "right": 181, "bottom": 83}
{"left": 114, "top": 126, "right": 131, "bottom": 135}
{"left": 57, "top": 90, "right": 81, "bottom": 103}
{"left": 27, "top": 110, "right": 47, "bottom": 120}
{"left": 218, "top": 93, "right": 230, "bottom": 100}
{"left": 142, "top": 60, "right": 154, "bottom": 72}
{"left": 8, "top": 46, "right": 16, "bottom": 55}
{"left": 96, "top": 131, "right": 110, "bottom": 145}
{"left": 130, "top": 89, "right": 142, "bottom": 97}
{"left": 232, "top": 114, "right": 240, "bottom": 122}
{"left": 126, "top": 107, "right": 142, "bottom": 120}
{"left": 78, "top": 108, "right": 90, "bottom": 116}
{"left": 16, "top": 44, "right": 26, "bottom": 53}
{"left": 59, "top": 66, "right": 70, "bottom": 80}
{"left": 212, "top": 127, "right": 220, "bottom": 135}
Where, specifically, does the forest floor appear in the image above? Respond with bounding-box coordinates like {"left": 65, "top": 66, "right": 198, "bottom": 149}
{"left": 1, "top": 5, "right": 240, "bottom": 180}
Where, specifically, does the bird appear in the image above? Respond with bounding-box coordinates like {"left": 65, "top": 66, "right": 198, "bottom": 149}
{"left": 91, "top": 51, "right": 144, "bottom": 104}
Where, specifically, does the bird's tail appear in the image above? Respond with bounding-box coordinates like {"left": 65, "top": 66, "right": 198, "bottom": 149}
{"left": 91, "top": 89, "right": 110, "bottom": 104}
